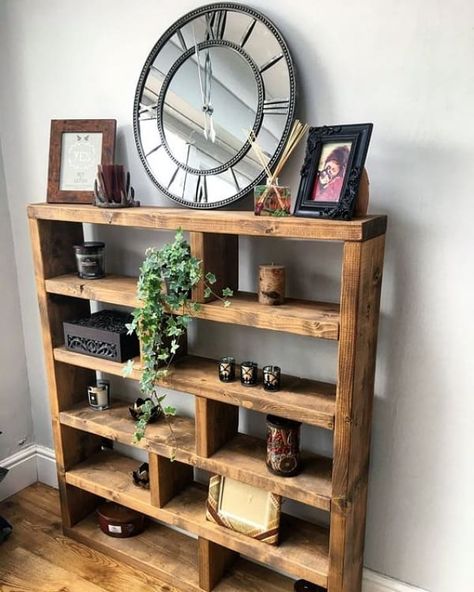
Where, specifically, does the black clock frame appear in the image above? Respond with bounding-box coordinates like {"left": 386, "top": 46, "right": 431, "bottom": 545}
{"left": 133, "top": 2, "right": 296, "bottom": 209}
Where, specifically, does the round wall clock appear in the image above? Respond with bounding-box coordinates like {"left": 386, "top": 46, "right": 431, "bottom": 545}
{"left": 133, "top": 3, "right": 296, "bottom": 208}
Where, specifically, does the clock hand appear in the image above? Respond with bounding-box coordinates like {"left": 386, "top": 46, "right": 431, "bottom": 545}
{"left": 193, "top": 24, "right": 209, "bottom": 140}
{"left": 203, "top": 50, "right": 215, "bottom": 143}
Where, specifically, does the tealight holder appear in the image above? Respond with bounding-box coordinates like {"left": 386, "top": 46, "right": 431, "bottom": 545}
{"left": 240, "top": 361, "right": 258, "bottom": 386}
{"left": 263, "top": 365, "right": 281, "bottom": 392}
{"left": 132, "top": 462, "right": 150, "bottom": 489}
{"left": 218, "top": 357, "right": 236, "bottom": 382}
{"left": 87, "top": 380, "right": 110, "bottom": 410}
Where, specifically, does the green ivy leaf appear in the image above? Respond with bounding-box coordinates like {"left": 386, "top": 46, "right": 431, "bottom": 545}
{"left": 205, "top": 272, "right": 216, "bottom": 285}
{"left": 222, "top": 287, "right": 234, "bottom": 298}
{"left": 204, "top": 287, "right": 212, "bottom": 299}
{"left": 122, "top": 359, "right": 135, "bottom": 377}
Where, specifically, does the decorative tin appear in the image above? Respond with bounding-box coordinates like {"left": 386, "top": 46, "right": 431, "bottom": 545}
{"left": 87, "top": 380, "right": 110, "bottom": 410}
{"left": 73, "top": 242, "right": 105, "bottom": 279}
{"left": 97, "top": 502, "right": 145, "bottom": 538}
{"left": 266, "top": 415, "right": 302, "bottom": 477}
{"left": 218, "top": 357, "right": 236, "bottom": 382}
{"left": 263, "top": 365, "right": 281, "bottom": 392}
{"left": 240, "top": 361, "right": 258, "bottom": 386}
{"left": 63, "top": 310, "right": 139, "bottom": 362}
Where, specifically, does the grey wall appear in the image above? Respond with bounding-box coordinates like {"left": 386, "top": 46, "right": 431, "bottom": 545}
{"left": 1, "top": 1, "right": 473, "bottom": 591}
{"left": 0, "top": 140, "right": 34, "bottom": 459}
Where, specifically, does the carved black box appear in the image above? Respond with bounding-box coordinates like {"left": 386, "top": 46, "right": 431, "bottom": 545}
{"left": 63, "top": 310, "right": 139, "bottom": 362}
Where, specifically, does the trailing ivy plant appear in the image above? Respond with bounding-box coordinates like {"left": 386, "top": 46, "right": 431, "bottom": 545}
{"left": 124, "top": 229, "right": 232, "bottom": 449}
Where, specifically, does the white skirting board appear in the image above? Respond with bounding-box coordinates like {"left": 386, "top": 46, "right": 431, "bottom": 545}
{"left": 0, "top": 444, "right": 57, "bottom": 501}
{"left": 0, "top": 445, "right": 428, "bottom": 592}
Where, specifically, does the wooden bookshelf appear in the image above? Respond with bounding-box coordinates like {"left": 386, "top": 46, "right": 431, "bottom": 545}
{"left": 28, "top": 203, "right": 386, "bottom": 592}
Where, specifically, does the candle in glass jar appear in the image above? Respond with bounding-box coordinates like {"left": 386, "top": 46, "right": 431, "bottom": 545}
{"left": 258, "top": 265, "right": 285, "bottom": 305}
{"left": 240, "top": 361, "right": 258, "bottom": 386}
{"left": 263, "top": 365, "right": 281, "bottom": 391}
{"left": 88, "top": 383, "right": 110, "bottom": 410}
{"left": 218, "top": 357, "right": 236, "bottom": 382}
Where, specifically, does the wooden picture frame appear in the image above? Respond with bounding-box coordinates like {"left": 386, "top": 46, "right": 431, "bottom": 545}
{"left": 206, "top": 474, "right": 281, "bottom": 545}
{"left": 47, "top": 119, "right": 116, "bottom": 203}
{"left": 294, "top": 123, "right": 373, "bottom": 220}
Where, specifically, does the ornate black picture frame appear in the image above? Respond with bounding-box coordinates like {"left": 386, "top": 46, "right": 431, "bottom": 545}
{"left": 294, "top": 123, "right": 373, "bottom": 220}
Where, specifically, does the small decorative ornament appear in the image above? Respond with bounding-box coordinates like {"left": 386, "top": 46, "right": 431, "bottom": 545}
{"left": 74, "top": 242, "right": 105, "bottom": 279}
{"left": 132, "top": 462, "right": 150, "bottom": 489}
{"left": 294, "top": 580, "right": 326, "bottom": 592}
{"left": 240, "top": 361, "right": 258, "bottom": 386}
{"left": 87, "top": 379, "right": 110, "bottom": 410}
{"left": 128, "top": 398, "right": 163, "bottom": 423}
{"left": 94, "top": 164, "right": 140, "bottom": 208}
{"left": 218, "top": 357, "right": 236, "bottom": 383}
{"left": 258, "top": 264, "right": 286, "bottom": 306}
{"left": 266, "top": 415, "right": 302, "bottom": 477}
{"left": 97, "top": 502, "right": 145, "bottom": 538}
{"left": 263, "top": 365, "right": 281, "bottom": 392}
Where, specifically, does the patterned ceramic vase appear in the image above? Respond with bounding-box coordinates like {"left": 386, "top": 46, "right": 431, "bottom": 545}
{"left": 266, "top": 415, "right": 302, "bottom": 477}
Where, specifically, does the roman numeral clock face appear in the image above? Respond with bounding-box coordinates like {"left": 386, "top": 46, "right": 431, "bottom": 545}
{"left": 133, "top": 3, "right": 296, "bottom": 208}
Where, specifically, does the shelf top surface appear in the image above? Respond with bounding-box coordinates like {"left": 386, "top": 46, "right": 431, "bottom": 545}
{"left": 28, "top": 203, "right": 387, "bottom": 242}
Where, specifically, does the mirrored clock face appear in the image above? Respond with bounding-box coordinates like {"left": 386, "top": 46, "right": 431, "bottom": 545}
{"left": 133, "top": 3, "right": 296, "bottom": 208}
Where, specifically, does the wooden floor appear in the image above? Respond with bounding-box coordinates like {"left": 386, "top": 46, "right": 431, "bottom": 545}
{"left": 0, "top": 483, "right": 179, "bottom": 591}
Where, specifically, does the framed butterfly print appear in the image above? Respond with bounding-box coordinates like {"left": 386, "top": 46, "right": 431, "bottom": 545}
{"left": 47, "top": 119, "right": 116, "bottom": 203}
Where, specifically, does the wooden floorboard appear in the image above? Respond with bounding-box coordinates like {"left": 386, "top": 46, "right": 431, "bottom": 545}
{"left": 0, "top": 483, "right": 179, "bottom": 592}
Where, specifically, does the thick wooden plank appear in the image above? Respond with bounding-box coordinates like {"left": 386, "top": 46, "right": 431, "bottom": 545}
{"left": 45, "top": 274, "right": 340, "bottom": 339}
{"left": 329, "top": 235, "right": 385, "bottom": 592}
{"left": 28, "top": 203, "right": 387, "bottom": 242}
{"left": 65, "top": 450, "right": 330, "bottom": 587}
{"left": 195, "top": 397, "right": 239, "bottom": 458}
{"left": 54, "top": 349, "right": 336, "bottom": 430}
{"left": 29, "top": 218, "right": 99, "bottom": 528}
{"left": 149, "top": 453, "right": 194, "bottom": 508}
{"left": 189, "top": 232, "right": 239, "bottom": 303}
{"left": 60, "top": 400, "right": 332, "bottom": 509}
{"left": 199, "top": 538, "right": 238, "bottom": 591}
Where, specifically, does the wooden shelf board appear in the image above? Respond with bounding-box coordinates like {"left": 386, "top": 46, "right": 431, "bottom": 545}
{"left": 65, "top": 513, "right": 295, "bottom": 592}
{"left": 65, "top": 450, "right": 329, "bottom": 587}
{"left": 45, "top": 273, "right": 340, "bottom": 339}
{"left": 28, "top": 203, "right": 387, "bottom": 242}
{"left": 59, "top": 400, "right": 332, "bottom": 509}
{"left": 54, "top": 347, "right": 336, "bottom": 430}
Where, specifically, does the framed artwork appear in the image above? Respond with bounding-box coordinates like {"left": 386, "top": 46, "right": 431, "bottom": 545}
{"left": 47, "top": 119, "right": 116, "bottom": 203}
{"left": 206, "top": 474, "right": 281, "bottom": 545}
{"left": 294, "top": 123, "right": 373, "bottom": 220}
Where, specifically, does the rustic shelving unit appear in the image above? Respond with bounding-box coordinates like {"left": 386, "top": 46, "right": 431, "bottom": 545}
{"left": 28, "top": 203, "right": 386, "bottom": 592}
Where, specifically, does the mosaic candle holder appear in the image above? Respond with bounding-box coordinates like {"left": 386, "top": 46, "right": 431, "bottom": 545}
{"left": 240, "top": 361, "right": 258, "bottom": 386}
{"left": 266, "top": 415, "right": 302, "bottom": 477}
{"left": 263, "top": 365, "right": 281, "bottom": 392}
{"left": 218, "top": 357, "right": 236, "bottom": 382}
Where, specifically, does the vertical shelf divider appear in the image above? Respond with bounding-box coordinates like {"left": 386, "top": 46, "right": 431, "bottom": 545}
{"left": 195, "top": 397, "right": 239, "bottom": 458}
{"left": 198, "top": 537, "right": 239, "bottom": 591}
{"left": 149, "top": 452, "right": 193, "bottom": 508}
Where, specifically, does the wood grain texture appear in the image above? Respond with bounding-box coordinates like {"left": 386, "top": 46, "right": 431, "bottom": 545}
{"left": 189, "top": 232, "right": 239, "bottom": 303}
{"left": 59, "top": 400, "right": 332, "bottom": 509}
{"left": 149, "top": 453, "right": 194, "bottom": 508}
{"left": 65, "top": 449, "right": 330, "bottom": 587}
{"left": 29, "top": 218, "right": 99, "bottom": 528}
{"left": 199, "top": 538, "right": 238, "bottom": 591}
{"left": 195, "top": 397, "right": 239, "bottom": 458}
{"left": 28, "top": 203, "right": 387, "bottom": 242}
{"left": 328, "top": 235, "right": 385, "bottom": 592}
{"left": 0, "top": 484, "right": 175, "bottom": 592}
{"left": 45, "top": 274, "right": 340, "bottom": 339}
{"left": 54, "top": 349, "right": 336, "bottom": 430}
